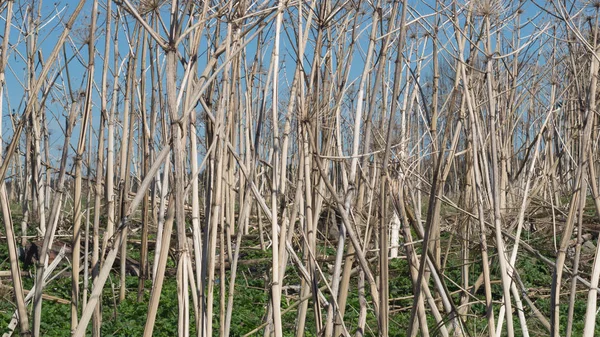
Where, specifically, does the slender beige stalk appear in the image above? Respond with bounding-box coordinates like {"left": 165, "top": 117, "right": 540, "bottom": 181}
{"left": 83, "top": 112, "right": 93, "bottom": 308}
{"left": 223, "top": 124, "right": 259, "bottom": 336}
{"left": 32, "top": 100, "right": 46, "bottom": 241}
{"left": 166, "top": 29, "right": 192, "bottom": 337}
{"left": 581, "top": 15, "right": 600, "bottom": 337}
{"left": 484, "top": 14, "right": 514, "bottom": 337}
{"left": 143, "top": 195, "right": 175, "bottom": 337}
{"left": 333, "top": 6, "right": 379, "bottom": 336}
{"left": 32, "top": 101, "right": 80, "bottom": 337}
{"left": 71, "top": 3, "right": 98, "bottom": 329}
{"left": 0, "top": 186, "right": 29, "bottom": 336}
{"left": 205, "top": 139, "right": 224, "bottom": 337}
{"left": 457, "top": 16, "right": 496, "bottom": 333}
{"left": 152, "top": 158, "right": 170, "bottom": 282}
{"left": 0, "top": 3, "right": 28, "bottom": 336}
{"left": 427, "top": 0, "right": 442, "bottom": 277}
{"left": 22, "top": 6, "right": 36, "bottom": 244}
{"left": 0, "top": 0, "right": 13, "bottom": 156}
{"left": 118, "top": 28, "right": 140, "bottom": 302}
{"left": 138, "top": 25, "right": 150, "bottom": 303}
{"left": 219, "top": 202, "right": 226, "bottom": 337}
{"left": 269, "top": 2, "right": 285, "bottom": 335}
{"left": 550, "top": 61, "right": 596, "bottom": 337}
{"left": 103, "top": 11, "right": 119, "bottom": 261}
{"left": 583, "top": 146, "right": 600, "bottom": 334}
{"left": 386, "top": 1, "right": 420, "bottom": 334}
{"left": 91, "top": 98, "right": 106, "bottom": 336}
{"left": 182, "top": 5, "right": 210, "bottom": 334}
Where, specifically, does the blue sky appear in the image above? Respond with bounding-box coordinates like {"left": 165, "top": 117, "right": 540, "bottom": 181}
{"left": 0, "top": 0, "right": 589, "bottom": 173}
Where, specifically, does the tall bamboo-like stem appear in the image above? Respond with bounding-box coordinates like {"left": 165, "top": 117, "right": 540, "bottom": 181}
{"left": 386, "top": 1, "right": 422, "bottom": 335}
{"left": 163, "top": 3, "right": 191, "bottom": 332}
{"left": 0, "top": 8, "right": 28, "bottom": 327}
{"left": 0, "top": 5, "right": 26, "bottom": 336}
{"left": 205, "top": 134, "right": 224, "bottom": 337}
{"left": 91, "top": 2, "right": 110, "bottom": 326}
{"left": 223, "top": 41, "right": 264, "bottom": 337}
{"left": 269, "top": 2, "right": 285, "bottom": 335}
{"left": 334, "top": 8, "right": 378, "bottom": 335}
{"left": 185, "top": 10, "right": 208, "bottom": 336}
{"left": 153, "top": 70, "right": 170, "bottom": 249}
{"left": 297, "top": 119, "right": 314, "bottom": 336}
{"left": 22, "top": 4, "right": 37, "bottom": 243}
{"left": 583, "top": 140, "right": 600, "bottom": 335}
{"left": 118, "top": 24, "right": 141, "bottom": 302}
{"left": 71, "top": 2, "right": 97, "bottom": 329}
{"left": 143, "top": 195, "right": 175, "bottom": 337}
{"left": 581, "top": 11, "right": 600, "bottom": 336}
{"left": 186, "top": 36, "right": 202, "bottom": 336}
{"left": 469, "top": 118, "right": 496, "bottom": 337}
{"left": 549, "top": 44, "right": 596, "bottom": 337}
{"left": 137, "top": 25, "right": 150, "bottom": 302}
{"left": 0, "top": 183, "right": 29, "bottom": 336}
{"left": 102, "top": 9, "right": 121, "bottom": 265}
{"left": 153, "top": 156, "right": 170, "bottom": 279}
{"left": 219, "top": 193, "right": 226, "bottom": 336}
{"left": 150, "top": 19, "right": 168, "bottom": 283}
{"left": 220, "top": 20, "right": 240, "bottom": 331}
{"left": 455, "top": 13, "right": 496, "bottom": 334}
{"left": 0, "top": 5, "right": 27, "bottom": 337}
{"left": 0, "top": 0, "right": 12, "bottom": 161}
{"left": 319, "top": 8, "right": 358, "bottom": 337}
{"left": 42, "top": 118, "right": 51, "bottom": 213}
{"left": 293, "top": 2, "right": 317, "bottom": 333}
{"left": 83, "top": 108, "right": 93, "bottom": 308}
{"left": 32, "top": 87, "right": 46, "bottom": 242}
{"left": 33, "top": 101, "right": 80, "bottom": 337}
{"left": 203, "top": 30, "right": 229, "bottom": 337}
{"left": 425, "top": 1, "right": 442, "bottom": 279}
{"left": 483, "top": 14, "right": 514, "bottom": 337}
